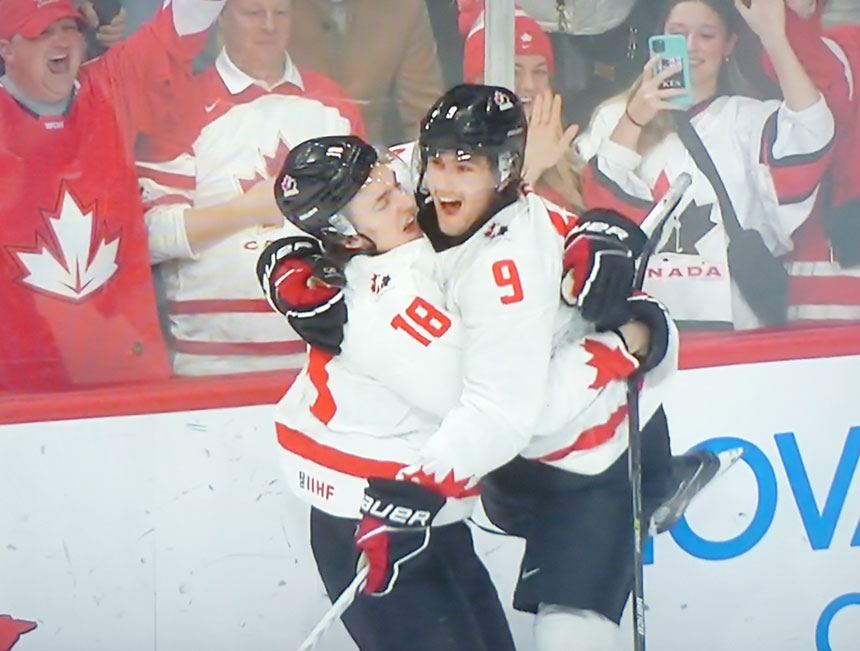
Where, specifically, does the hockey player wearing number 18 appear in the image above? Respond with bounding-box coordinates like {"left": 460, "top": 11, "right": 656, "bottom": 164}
{"left": 259, "top": 135, "right": 678, "bottom": 651}
{"left": 261, "top": 137, "right": 517, "bottom": 651}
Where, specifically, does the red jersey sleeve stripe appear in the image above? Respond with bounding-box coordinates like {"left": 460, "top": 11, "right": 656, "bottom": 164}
{"left": 581, "top": 158, "right": 653, "bottom": 224}
{"left": 143, "top": 194, "right": 193, "bottom": 209}
{"left": 168, "top": 299, "right": 274, "bottom": 314}
{"left": 307, "top": 347, "right": 336, "bottom": 425}
{"left": 276, "top": 423, "right": 404, "bottom": 478}
{"left": 788, "top": 274, "right": 860, "bottom": 305}
{"left": 135, "top": 165, "right": 196, "bottom": 191}
{"left": 172, "top": 339, "right": 307, "bottom": 355}
{"left": 759, "top": 111, "right": 834, "bottom": 205}
{"left": 537, "top": 404, "right": 628, "bottom": 462}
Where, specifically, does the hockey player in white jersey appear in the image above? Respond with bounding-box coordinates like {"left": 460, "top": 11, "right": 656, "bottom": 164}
{"left": 259, "top": 136, "right": 517, "bottom": 651}
{"left": 408, "top": 84, "right": 734, "bottom": 650}
{"left": 410, "top": 84, "right": 652, "bottom": 650}
{"left": 257, "top": 135, "right": 678, "bottom": 651}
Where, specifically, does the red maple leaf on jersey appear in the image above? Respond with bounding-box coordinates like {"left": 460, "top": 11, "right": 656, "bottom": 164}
{"left": 583, "top": 338, "right": 638, "bottom": 389}
{"left": 399, "top": 467, "right": 481, "bottom": 499}
{"left": 0, "top": 615, "right": 37, "bottom": 651}
{"left": 237, "top": 138, "right": 291, "bottom": 193}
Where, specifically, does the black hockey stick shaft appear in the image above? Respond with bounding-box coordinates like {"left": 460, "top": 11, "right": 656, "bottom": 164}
{"left": 626, "top": 172, "right": 691, "bottom": 651}
{"left": 627, "top": 381, "right": 646, "bottom": 650}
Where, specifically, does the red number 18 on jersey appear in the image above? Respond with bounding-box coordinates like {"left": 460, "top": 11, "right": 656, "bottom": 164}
{"left": 390, "top": 296, "right": 452, "bottom": 346}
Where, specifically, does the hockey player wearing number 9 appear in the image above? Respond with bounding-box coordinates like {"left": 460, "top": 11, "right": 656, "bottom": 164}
{"left": 413, "top": 84, "right": 733, "bottom": 651}
{"left": 259, "top": 134, "right": 680, "bottom": 651}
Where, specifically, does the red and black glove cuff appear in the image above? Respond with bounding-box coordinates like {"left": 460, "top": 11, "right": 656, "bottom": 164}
{"left": 256, "top": 236, "right": 340, "bottom": 315}
{"left": 355, "top": 478, "right": 446, "bottom": 596}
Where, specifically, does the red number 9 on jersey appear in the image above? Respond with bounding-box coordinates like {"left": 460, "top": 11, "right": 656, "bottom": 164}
{"left": 492, "top": 259, "right": 524, "bottom": 304}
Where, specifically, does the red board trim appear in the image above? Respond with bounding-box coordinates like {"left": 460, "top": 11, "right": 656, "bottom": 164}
{"left": 2, "top": 325, "right": 859, "bottom": 425}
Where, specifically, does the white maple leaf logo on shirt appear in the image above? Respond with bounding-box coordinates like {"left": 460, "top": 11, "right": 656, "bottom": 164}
{"left": 14, "top": 190, "right": 119, "bottom": 301}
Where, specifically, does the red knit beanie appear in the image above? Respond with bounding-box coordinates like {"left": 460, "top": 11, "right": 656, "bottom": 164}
{"left": 461, "top": 7, "right": 555, "bottom": 84}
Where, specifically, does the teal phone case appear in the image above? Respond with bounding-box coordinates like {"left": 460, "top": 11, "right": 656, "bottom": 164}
{"left": 648, "top": 34, "right": 694, "bottom": 108}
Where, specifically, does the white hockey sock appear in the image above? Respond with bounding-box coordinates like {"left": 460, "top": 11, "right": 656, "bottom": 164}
{"left": 534, "top": 603, "right": 622, "bottom": 651}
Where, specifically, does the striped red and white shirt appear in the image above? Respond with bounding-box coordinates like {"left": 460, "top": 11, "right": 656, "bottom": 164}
{"left": 135, "top": 50, "right": 365, "bottom": 375}
{"left": 767, "top": 8, "right": 860, "bottom": 324}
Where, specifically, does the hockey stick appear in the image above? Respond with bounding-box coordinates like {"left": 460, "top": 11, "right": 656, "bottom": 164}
{"left": 295, "top": 565, "right": 369, "bottom": 651}
{"left": 626, "top": 173, "right": 691, "bottom": 651}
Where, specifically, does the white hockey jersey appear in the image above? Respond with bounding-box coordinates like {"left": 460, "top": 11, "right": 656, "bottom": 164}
{"left": 579, "top": 95, "right": 834, "bottom": 329}
{"left": 275, "top": 198, "right": 676, "bottom": 523}
{"left": 136, "top": 50, "right": 364, "bottom": 375}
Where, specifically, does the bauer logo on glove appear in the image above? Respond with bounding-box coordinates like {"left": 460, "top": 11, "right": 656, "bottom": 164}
{"left": 354, "top": 478, "right": 445, "bottom": 596}
{"left": 360, "top": 494, "right": 434, "bottom": 527}
{"left": 561, "top": 208, "right": 647, "bottom": 329}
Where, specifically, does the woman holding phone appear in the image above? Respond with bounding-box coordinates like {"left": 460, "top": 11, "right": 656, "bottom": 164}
{"left": 577, "top": 0, "right": 834, "bottom": 330}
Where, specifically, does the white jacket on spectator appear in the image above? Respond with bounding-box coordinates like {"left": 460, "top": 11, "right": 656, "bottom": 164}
{"left": 578, "top": 95, "right": 834, "bottom": 329}
{"left": 136, "top": 50, "right": 364, "bottom": 375}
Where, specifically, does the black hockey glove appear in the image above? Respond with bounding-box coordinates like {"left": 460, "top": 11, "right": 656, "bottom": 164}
{"left": 621, "top": 294, "right": 673, "bottom": 376}
{"left": 355, "top": 478, "right": 445, "bottom": 597}
{"left": 561, "top": 209, "right": 647, "bottom": 329}
{"left": 256, "top": 236, "right": 347, "bottom": 355}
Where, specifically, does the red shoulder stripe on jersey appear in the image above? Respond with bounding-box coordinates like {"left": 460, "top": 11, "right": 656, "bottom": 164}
{"left": 218, "top": 72, "right": 365, "bottom": 139}
{"left": 788, "top": 274, "right": 860, "bottom": 306}
{"left": 276, "top": 423, "right": 404, "bottom": 478}
{"left": 168, "top": 299, "right": 274, "bottom": 314}
{"left": 546, "top": 207, "right": 577, "bottom": 237}
{"left": 135, "top": 165, "right": 196, "bottom": 191}
{"left": 307, "top": 347, "right": 336, "bottom": 425}
{"left": 536, "top": 404, "right": 628, "bottom": 462}
{"left": 759, "top": 111, "right": 833, "bottom": 205}
{"left": 172, "top": 339, "right": 307, "bottom": 355}
{"left": 581, "top": 159, "right": 653, "bottom": 224}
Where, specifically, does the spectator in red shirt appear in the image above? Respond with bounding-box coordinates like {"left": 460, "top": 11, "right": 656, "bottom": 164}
{"left": 0, "top": 0, "right": 225, "bottom": 392}
{"left": 763, "top": 0, "right": 860, "bottom": 323}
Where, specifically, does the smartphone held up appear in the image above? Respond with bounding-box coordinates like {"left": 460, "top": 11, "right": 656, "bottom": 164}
{"left": 648, "top": 34, "right": 694, "bottom": 109}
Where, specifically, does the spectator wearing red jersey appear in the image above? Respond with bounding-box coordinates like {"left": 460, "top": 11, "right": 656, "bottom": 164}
{"left": 0, "top": 0, "right": 224, "bottom": 392}
{"left": 135, "top": 0, "right": 366, "bottom": 377}
{"left": 762, "top": 0, "right": 860, "bottom": 323}
{"left": 461, "top": 6, "right": 584, "bottom": 211}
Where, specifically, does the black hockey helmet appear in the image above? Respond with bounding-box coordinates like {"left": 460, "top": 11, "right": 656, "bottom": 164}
{"left": 275, "top": 135, "right": 378, "bottom": 242}
{"left": 417, "top": 84, "right": 527, "bottom": 191}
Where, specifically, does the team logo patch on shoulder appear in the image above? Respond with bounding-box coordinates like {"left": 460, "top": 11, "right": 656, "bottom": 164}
{"left": 370, "top": 273, "right": 392, "bottom": 294}
{"left": 493, "top": 90, "right": 514, "bottom": 111}
{"left": 483, "top": 222, "right": 509, "bottom": 240}
{"left": 279, "top": 173, "right": 299, "bottom": 198}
